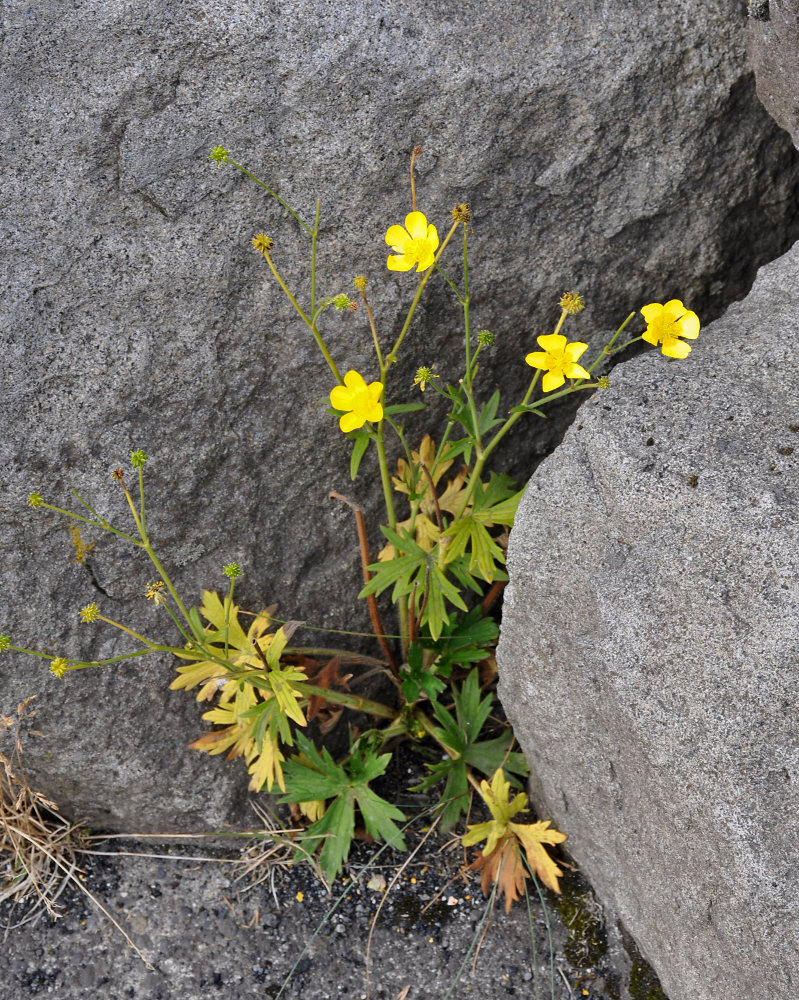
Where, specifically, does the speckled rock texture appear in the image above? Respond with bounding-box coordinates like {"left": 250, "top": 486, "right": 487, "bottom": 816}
{"left": 2, "top": 0, "right": 799, "bottom": 832}
{"left": 497, "top": 243, "right": 799, "bottom": 1000}
{"left": 747, "top": 0, "right": 799, "bottom": 146}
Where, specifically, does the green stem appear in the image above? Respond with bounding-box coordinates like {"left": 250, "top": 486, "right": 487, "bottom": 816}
{"left": 310, "top": 199, "right": 320, "bottom": 317}
{"left": 587, "top": 312, "right": 637, "bottom": 374}
{"left": 159, "top": 601, "right": 198, "bottom": 648}
{"left": 62, "top": 649, "right": 156, "bottom": 671}
{"left": 36, "top": 504, "right": 140, "bottom": 547}
{"left": 137, "top": 467, "right": 146, "bottom": 537}
{"left": 293, "top": 681, "right": 398, "bottom": 720}
{"left": 141, "top": 544, "right": 194, "bottom": 631}
{"left": 96, "top": 614, "right": 160, "bottom": 648}
{"left": 433, "top": 262, "right": 464, "bottom": 304}
{"left": 454, "top": 370, "right": 541, "bottom": 519}
{"left": 374, "top": 421, "right": 397, "bottom": 532}
{"left": 386, "top": 220, "right": 461, "bottom": 365}
{"left": 263, "top": 253, "right": 342, "bottom": 382}
{"left": 226, "top": 160, "right": 312, "bottom": 235}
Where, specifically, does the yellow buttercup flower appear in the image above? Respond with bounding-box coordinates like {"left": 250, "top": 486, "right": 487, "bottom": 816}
{"left": 525, "top": 334, "right": 590, "bottom": 392}
{"left": 330, "top": 370, "right": 384, "bottom": 433}
{"left": 640, "top": 300, "right": 700, "bottom": 358}
{"left": 385, "top": 212, "right": 439, "bottom": 272}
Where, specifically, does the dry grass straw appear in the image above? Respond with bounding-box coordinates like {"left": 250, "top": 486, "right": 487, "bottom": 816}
{"left": 0, "top": 697, "right": 154, "bottom": 967}
{"left": 0, "top": 697, "right": 81, "bottom": 934}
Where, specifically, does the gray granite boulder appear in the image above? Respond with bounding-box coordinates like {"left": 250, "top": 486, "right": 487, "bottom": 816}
{"left": 2, "top": 0, "right": 799, "bottom": 831}
{"left": 748, "top": 0, "right": 799, "bottom": 146}
{"left": 497, "top": 244, "right": 799, "bottom": 999}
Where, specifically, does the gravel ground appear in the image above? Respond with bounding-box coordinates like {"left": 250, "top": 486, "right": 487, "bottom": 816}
{"left": 1, "top": 812, "right": 662, "bottom": 1000}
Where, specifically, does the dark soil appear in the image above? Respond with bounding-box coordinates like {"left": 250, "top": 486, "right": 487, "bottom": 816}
{"left": 1, "top": 797, "right": 664, "bottom": 1000}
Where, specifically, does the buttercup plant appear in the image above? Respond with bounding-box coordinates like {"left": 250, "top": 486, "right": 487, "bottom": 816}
{"left": 10, "top": 146, "right": 700, "bottom": 899}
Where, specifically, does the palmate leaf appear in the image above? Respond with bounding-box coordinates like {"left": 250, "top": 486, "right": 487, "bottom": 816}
{"left": 463, "top": 769, "right": 567, "bottom": 909}
{"left": 420, "top": 607, "right": 499, "bottom": 675}
{"left": 400, "top": 641, "right": 447, "bottom": 703}
{"left": 281, "top": 734, "right": 407, "bottom": 881}
{"left": 416, "top": 670, "right": 528, "bottom": 830}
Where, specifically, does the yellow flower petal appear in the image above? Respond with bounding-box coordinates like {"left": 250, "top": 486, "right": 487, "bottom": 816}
{"left": 641, "top": 327, "right": 660, "bottom": 347}
{"left": 364, "top": 400, "right": 384, "bottom": 422}
{"left": 525, "top": 351, "right": 549, "bottom": 370}
{"left": 415, "top": 247, "right": 436, "bottom": 272}
{"left": 340, "top": 410, "right": 365, "bottom": 432}
{"left": 330, "top": 385, "right": 355, "bottom": 410}
{"left": 387, "top": 253, "right": 416, "bottom": 271}
{"left": 343, "top": 370, "right": 367, "bottom": 390}
{"left": 640, "top": 303, "right": 665, "bottom": 324}
{"left": 405, "top": 211, "right": 429, "bottom": 240}
{"left": 542, "top": 370, "right": 566, "bottom": 392}
{"left": 367, "top": 381, "right": 384, "bottom": 403}
{"left": 661, "top": 338, "right": 693, "bottom": 359}
{"left": 385, "top": 224, "right": 414, "bottom": 250}
{"left": 536, "top": 333, "right": 568, "bottom": 353}
{"left": 676, "top": 311, "right": 700, "bottom": 339}
{"left": 563, "top": 362, "right": 590, "bottom": 380}
{"left": 563, "top": 341, "right": 588, "bottom": 363}
{"left": 663, "top": 299, "right": 687, "bottom": 320}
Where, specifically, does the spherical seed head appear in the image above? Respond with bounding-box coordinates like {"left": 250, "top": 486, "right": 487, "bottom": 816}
{"left": 209, "top": 145, "right": 230, "bottom": 166}
{"left": 333, "top": 294, "right": 357, "bottom": 313}
{"left": 223, "top": 562, "right": 242, "bottom": 580}
{"left": 353, "top": 275, "right": 368, "bottom": 292}
{"left": 27, "top": 492, "right": 44, "bottom": 508}
{"left": 251, "top": 232, "right": 274, "bottom": 255}
{"left": 559, "top": 291, "right": 585, "bottom": 315}
{"left": 130, "top": 449, "right": 148, "bottom": 468}
{"left": 451, "top": 202, "right": 471, "bottom": 225}
{"left": 477, "top": 329, "right": 495, "bottom": 347}
{"left": 112, "top": 467, "right": 125, "bottom": 481}
{"left": 597, "top": 375, "right": 610, "bottom": 389}
{"left": 413, "top": 365, "right": 440, "bottom": 392}
{"left": 412, "top": 146, "right": 423, "bottom": 157}
{"left": 0, "top": 635, "right": 10, "bottom": 653}
{"left": 50, "top": 658, "right": 69, "bottom": 679}
{"left": 79, "top": 603, "right": 99, "bottom": 624}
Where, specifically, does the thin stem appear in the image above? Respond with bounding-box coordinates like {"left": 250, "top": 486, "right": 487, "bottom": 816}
{"left": 61, "top": 649, "right": 156, "bottom": 671}
{"left": 587, "top": 311, "right": 637, "bottom": 373}
{"left": 137, "top": 467, "right": 146, "bottom": 536}
{"left": 462, "top": 227, "right": 472, "bottom": 377}
{"left": 454, "top": 370, "right": 541, "bottom": 519}
{"left": 96, "top": 614, "right": 160, "bottom": 648}
{"left": 386, "top": 220, "right": 461, "bottom": 365}
{"left": 310, "top": 199, "right": 320, "bottom": 317}
{"left": 159, "top": 600, "right": 199, "bottom": 648}
{"left": 36, "top": 504, "right": 140, "bottom": 547}
{"left": 292, "top": 681, "right": 397, "bottom": 720}
{"left": 410, "top": 147, "right": 420, "bottom": 213}
{"left": 226, "top": 160, "right": 313, "bottom": 235}
{"left": 433, "top": 262, "right": 464, "bottom": 304}
{"left": 359, "top": 288, "right": 384, "bottom": 368}
{"left": 419, "top": 461, "right": 443, "bottom": 535}
{"left": 329, "top": 491, "right": 398, "bottom": 675}
{"left": 374, "top": 421, "right": 397, "bottom": 531}
{"left": 262, "top": 253, "right": 342, "bottom": 382}
{"left": 141, "top": 544, "right": 194, "bottom": 630}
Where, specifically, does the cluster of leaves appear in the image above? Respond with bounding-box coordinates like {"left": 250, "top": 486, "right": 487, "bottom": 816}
{"left": 362, "top": 435, "right": 523, "bottom": 640}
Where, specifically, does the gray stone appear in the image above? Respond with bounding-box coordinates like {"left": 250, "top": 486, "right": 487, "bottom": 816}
{"left": 497, "top": 243, "right": 799, "bottom": 999}
{"left": 2, "top": 0, "right": 799, "bottom": 831}
{"left": 748, "top": 2, "right": 799, "bottom": 146}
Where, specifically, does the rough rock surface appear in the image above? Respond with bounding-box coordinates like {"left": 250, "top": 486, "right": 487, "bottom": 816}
{"left": 2, "top": 0, "right": 799, "bottom": 831}
{"left": 497, "top": 243, "right": 799, "bottom": 1000}
{"left": 747, "top": 1, "right": 799, "bottom": 146}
